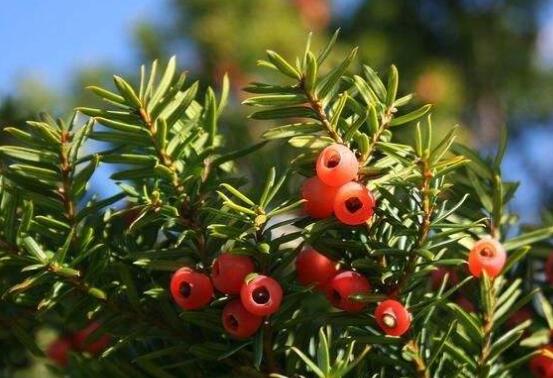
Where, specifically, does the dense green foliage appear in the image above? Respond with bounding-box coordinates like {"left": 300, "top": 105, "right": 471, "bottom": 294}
{"left": 1, "top": 33, "right": 553, "bottom": 377}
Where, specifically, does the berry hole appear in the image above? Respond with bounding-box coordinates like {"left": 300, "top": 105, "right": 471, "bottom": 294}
{"left": 332, "top": 290, "right": 341, "bottom": 302}
{"left": 180, "top": 282, "right": 192, "bottom": 298}
{"left": 253, "top": 287, "right": 270, "bottom": 305}
{"left": 345, "top": 197, "right": 363, "bottom": 213}
{"left": 324, "top": 151, "right": 341, "bottom": 168}
{"left": 226, "top": 315, "right": 239, "bottom": 330}
{"left": 479, "top": 247, "right": 494, "bottom": 258}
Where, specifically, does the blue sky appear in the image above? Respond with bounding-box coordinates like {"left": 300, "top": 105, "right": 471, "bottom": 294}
{"left": 0, "top": 0, "right": 368, "bottom": 96}
{"left": 0, "top": 0, "right": 164, "bottom": 95}
{"left": 3, "top": 0, "right": 550, "bottom": 95}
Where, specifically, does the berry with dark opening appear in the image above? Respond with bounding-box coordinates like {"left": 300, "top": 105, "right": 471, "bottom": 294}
{"left": 467, "top": 238, "right": 506, "bottom": 278}
{"left": 545, "top": 252, "right": 553, "bottom": 285}
{"left": 295, "top": 247, "right": 338, "bottom": 290}
{"left": 316, "top": 144, "right": 359, "bottom": 187}
{"left": 72, "top": 322, "right": 111, "bottom": 356}
{"left": 240, "top": 275, "right": 283, "bottom": 316}
{"left": 46, "top": 337, "right": 72, "bottom": 367}
{"left": 211, "top": 253, "right": 255, "bottom": 294}
{"left": 375, "top": 300, "right": 411, "bottom": 337}
{"left": 530, "top": 346, "right": 553, "bottom": 378}
{"left": 170, "top": 267, "right": 213, "bottom": 310}
{"left": 301, "top": 176, "right": 338, "bottom": 218}
{"left": 222, "top": 300, "right": 263, "bottom": 339}
{"left": 326, "top": 271, "right": 371, "bottom": 312}
{"left": 333, "top": 182, "right": 376, "bottom": 225}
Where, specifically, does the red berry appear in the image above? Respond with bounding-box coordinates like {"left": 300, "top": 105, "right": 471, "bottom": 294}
{"left": 211, "top": 253, "right": 255, "bottom": 294}
{"left": 296, "top": 247, "right": 339, "bottom": 290}
{"left": 333, "top": 182, "right": 375, "bottom": 225}
{"left": 316, "top": 144, "right": 359, "bottom": 187}
{"left": 545, "top": 253, "right": 553, "bottom": 285}
{"left": 170, "top": 267, "right": 213, "bottom": 310}
{"left": 530, "top": 346, "right": 553, "bottom": 378}
{"left": 326, "top": 271, "right": 371, "bottom": 312}
{"left": 430, "top": 267, "right": 459, "bottom": 290}
{"left": 301, "top": 176, "right": 338, "bottom": 218}
{"left": 240, "top": 275, "right": 283, "bottom": 316}
{"left": 455, "top": 296, "right": 476, "bottom": 313}
{"left": 222, "top": 300, "right": 263, "bottom": 339}
{"left": 375, "top": 300, "right": 411, "bottom": 337}
{"left": 72, "top": 322, "right": 110, "bottom": 356}
{"left": 467, "top": 238, "right": 506, "bottom": 278}
{"left": 46, "top": 337, "right": 72, "bottom": 367}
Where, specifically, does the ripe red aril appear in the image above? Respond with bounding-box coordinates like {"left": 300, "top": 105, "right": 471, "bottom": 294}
{"left": 326, "top": 271, "right": 371, "bottom": 312}
{"left": 211, "top": 253, "right": 255, "bottom": 294}
{"left": 170, "top": 267, "right": 213, "bottom": 310}
{"left": 295, "top": 247, "right": 338, "bottom": 290}
{"left": 316, "top": 144, "right": 359, "bottom": 187}
{"left": 240, "top": 275, "right": 283, "bottom": 316}
{"left": 530, "top": 346, "right": 553, "bottom": 378}
{"left": 467, "top": 238, "right": 506, "bottom": 278}
{"left": 46, "top": 337, "right": 72, "bottom": 367}
{"left": 222, "top": 299, "right": 263, "bottom": 339}
{"left": 301, "top": 176, "right": 338, "bottom": 218}
{"left": 72, "top": 322, "right": 110, "bottom": 356}
{"left": 374, "top": 300, "right": 411, "bottom": 337}
{"left": 333, "top": 182, "right": 375, "bottom": 225}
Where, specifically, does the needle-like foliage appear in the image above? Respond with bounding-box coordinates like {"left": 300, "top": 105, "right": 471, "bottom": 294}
{"left": 0, "top": 32, "right": 552, "bottom": 378}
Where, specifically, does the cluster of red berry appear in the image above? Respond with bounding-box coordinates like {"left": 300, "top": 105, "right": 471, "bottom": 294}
{"left": 302, "top": 144, "right": 375, "bottom": 225}
{"left": 46, "top": 322, "right": 111, "bottom": 367}
{"left": 170, "top": 248, "right": 413, "bottom": 339}
{"left": 168, "top": 144, "right": 412, "bottom": 338}
{"left": 168, "top": 144, "right": 515, "bottom": 341}
{"left": 297, "top": 247, "right": 412, "bottom": 336}
{"left": 170, "top": 254, "right": 281, "bottom": 339}
{"left": 300, "top": 145, "right": 412, "bottom": 334}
